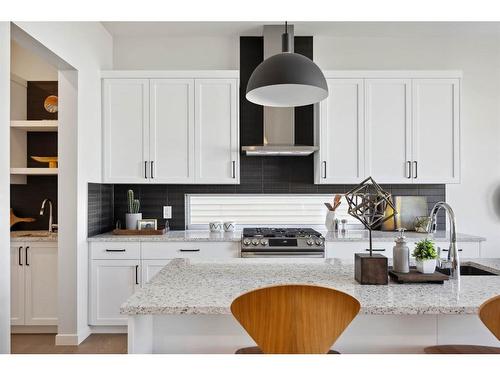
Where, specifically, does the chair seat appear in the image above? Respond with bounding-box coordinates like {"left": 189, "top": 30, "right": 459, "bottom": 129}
{"left": 235, "top": 346, "right": 340, "bottom": 354}
{"left": 424, "top": 345, "right": 500, "bottom": 354}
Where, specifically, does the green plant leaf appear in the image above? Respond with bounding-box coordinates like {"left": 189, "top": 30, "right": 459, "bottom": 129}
{"left": 412, "top": 238, "right": 437, "bottom": 260}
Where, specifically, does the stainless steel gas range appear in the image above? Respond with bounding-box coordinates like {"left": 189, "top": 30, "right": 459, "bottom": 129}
{"left": 241, "top": 228, "right": 325, "bottom": 258}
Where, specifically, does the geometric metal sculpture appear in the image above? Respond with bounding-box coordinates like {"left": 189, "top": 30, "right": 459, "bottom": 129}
{"left": 345, "top": 177, "right": 397, "bottom": 255}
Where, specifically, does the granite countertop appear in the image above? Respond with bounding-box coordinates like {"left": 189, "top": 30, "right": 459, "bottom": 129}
{"left": 11, "top": 231, "right": 58, "bottom": 242}
{"left": 323, "top": 230, "right": 486, "bottom": 243}
{"left": 88, "top": 229, "right": 485, "bottom": 243}
{"left": 88, "top": 230, "right": 242, "bottom": 242}
{"left": 121, "top": 258, "right": 500, "bottom": 316}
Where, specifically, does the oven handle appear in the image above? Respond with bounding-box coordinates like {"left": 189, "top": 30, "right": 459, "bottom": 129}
{"left": 241, "top": 252, "right": 324, "bottom": 258}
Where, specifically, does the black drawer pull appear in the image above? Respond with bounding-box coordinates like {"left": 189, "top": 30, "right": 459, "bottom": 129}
{"left": 179, "top": 249, "right": 200, "bottom": 252}
{"left": 441, "top": 248, "right": 463, "bottom": 252}
{"left": 135, "top": 265, "right": 139, "bottom": 285}
{"left": 105, "top": 248, "right": 126, "bottom": 252}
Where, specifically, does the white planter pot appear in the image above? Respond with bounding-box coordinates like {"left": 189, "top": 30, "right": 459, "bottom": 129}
{"left": 416, "top": 258, "right": 437, "bottom": 274}
{"left": 325, "top": 211, "right": 336, "bottom": 232}
{"left": 125, "top": 213, "right": 142, "bottom": 230}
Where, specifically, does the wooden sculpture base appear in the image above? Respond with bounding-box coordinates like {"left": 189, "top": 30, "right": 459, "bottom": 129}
{"left": 354, "top": 253, "right": 388, "bottom": 285}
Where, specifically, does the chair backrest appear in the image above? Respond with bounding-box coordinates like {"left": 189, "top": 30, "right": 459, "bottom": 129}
{"left": 230, "top": 284, "right": 360, "bottom": 354}
{"left": 479, "top": 295, "right": 500, "bottom": 341}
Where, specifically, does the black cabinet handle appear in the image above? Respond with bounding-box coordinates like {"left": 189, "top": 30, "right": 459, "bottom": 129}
{"left": 232, "top": 161, "right": 236, "bottom": 179}
{"left": 135, "top": 265, "right": 139, "bottom": 285}
{"left": 25, "top": 246, "right": 30, "bottom": 266}
{"left": 144, "top": 161, "right": 148, "bottom": 179}
{"left": 413, "top": 161, "right": 418, "bottom": 179}
{"left": 179, "top": 249, "right": 200, "bottom": 252}
{"left": 441, "top": 248, "right": 463, "bottom": 252}
{"left": 105, "top": 248, "right": 126, "bottom": 252}
{"left": 150, "top": 161, "right": 154, "bottom": 179}
{"left": 407, "top": 161, "right": 412, "bottom": 179}
{"left": 18, "top": 246, "right": 23, "bottom": 266}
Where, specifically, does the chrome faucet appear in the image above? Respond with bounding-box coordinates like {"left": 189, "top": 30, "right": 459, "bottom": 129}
{"left": 427, "top": 202, "right": 460, "bottom": 283}
{"left": 40, "top": 198, "right": 54, "bottom": 233}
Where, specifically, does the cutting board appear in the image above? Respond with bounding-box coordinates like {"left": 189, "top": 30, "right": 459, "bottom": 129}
{"left": 10, "top": 208, "right": 36, "bottom": 227}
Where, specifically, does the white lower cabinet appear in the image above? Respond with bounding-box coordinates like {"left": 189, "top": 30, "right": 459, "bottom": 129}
{"left": 142, "top": 259, "right": 172, "bottom": 283}
{"left": 11, "top": 242, "right": 58, "bottom": 326}
{"left": 326, "top": 241, "right": 481, "bottom": 260}
{"left": 89, "top": 240, "right": 240, "bottom": 326}
{"left": 89, "top": 259, "right": 141, "bottom": 326}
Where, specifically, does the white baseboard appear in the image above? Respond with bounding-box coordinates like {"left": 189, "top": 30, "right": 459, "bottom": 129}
{"left": 55, "top": 327, "right": 92, "bottom": 346}
{"left": 89, "top": 325, "right": 127, "bottom": 334}
{"left": 11, "top": 325, "right": 57, "bottom": 334}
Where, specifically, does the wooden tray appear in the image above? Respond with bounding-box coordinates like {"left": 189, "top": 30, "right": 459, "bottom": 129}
{"left": 112, "top": 228, "right": 167, "bottom": 236}
{"left": 389, "top": 266, "right": 449, "bottom": 284}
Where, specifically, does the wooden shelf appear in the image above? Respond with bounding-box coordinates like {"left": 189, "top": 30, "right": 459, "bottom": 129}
{"left": 10, "top": 120, "right": 58, "bottom": 132}
{"left": 10, "top": 168, "right": 58, "bottom": 176}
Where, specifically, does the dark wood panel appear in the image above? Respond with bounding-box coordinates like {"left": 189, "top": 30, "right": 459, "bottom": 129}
{"left": 27, "top": 81, "right": 58, "bottom": 120}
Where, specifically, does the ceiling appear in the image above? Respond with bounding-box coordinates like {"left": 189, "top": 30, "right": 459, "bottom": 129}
{"left": 102, "top": 21, "right": 500, "bottom": 38}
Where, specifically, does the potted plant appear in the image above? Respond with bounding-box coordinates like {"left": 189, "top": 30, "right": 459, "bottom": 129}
{"left": 412, "top": 238, "right": 438, "bottom": 274}
{"left": 125, "top": 189, "right": 142, "bottom": 230}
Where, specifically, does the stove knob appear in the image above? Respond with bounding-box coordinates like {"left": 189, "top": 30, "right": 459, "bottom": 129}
{"left": 260, "top": 239, "right": 268, "bottom": 246}
{"left": 243, "top": 239, "right": 251, "bottom": 246}
{"left": 315, "top": 239, "right": 323, "bottom": 246}
{"left": 252, "top": 239, "right": 260, "bottom": 246}
{"left": 306, "top": 239, "right": 314, "bottom": 246}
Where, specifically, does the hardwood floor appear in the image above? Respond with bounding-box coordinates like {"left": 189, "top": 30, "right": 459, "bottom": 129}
{"left": 11, "top": 334, "right": 127, "bottom": 354}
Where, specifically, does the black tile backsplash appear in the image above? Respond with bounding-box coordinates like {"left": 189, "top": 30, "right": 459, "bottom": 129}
{"left": 88, "top": 183, "right": 114, "bottom": 236}
{"left": 87, "top": 35, "right": 446, "bottom": 235}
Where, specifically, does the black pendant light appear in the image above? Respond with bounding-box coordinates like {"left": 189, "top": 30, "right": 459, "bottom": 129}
{"left": 246, "top": 22, "right": 329, "bottom": 107}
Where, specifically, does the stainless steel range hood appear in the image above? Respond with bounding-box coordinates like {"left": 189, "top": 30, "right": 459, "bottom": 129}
{"left": 241, "top": 24, "right": 319, "bottom": 157}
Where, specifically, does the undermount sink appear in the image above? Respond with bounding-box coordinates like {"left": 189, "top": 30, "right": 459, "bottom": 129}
{"left": 437, "top": 265, "right": 498, "bottom": 276}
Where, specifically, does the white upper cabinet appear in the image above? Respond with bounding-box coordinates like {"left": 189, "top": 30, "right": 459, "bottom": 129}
{"left": 412, "top": 79, "right": 460, "bottom": 183}
{"left": 315, "top": 72, "right": 461, "bottom": 185}
{"left": 150, "top": 79, "right": 195, "bottom": 183}
{"left": 102, "top": 72, "right": 239, "bottom": 184}
{"left": 195, "top": 79, "right": 239, "bottom": 183}
{"left": 103, "top": 79, "right": 149, "bottom": 183}
{"left": 365, "top": 79, "right": 412, "bottom": 183}
{"left": 316, "top": 79, "right": 364, "bottom": 184}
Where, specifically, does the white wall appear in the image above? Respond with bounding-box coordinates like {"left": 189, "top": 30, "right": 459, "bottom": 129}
{"left": 113, "top": 36, "right": 238, "bottom": 69}
{"left": 313, "top": 35, "right": 500, "bottom": 257}
{"left": 11, "top": 40, "right": 57, "bottom": 81}
{"left": 0, "top": 22, "right": 11, "bottom": 354}
{"left": 13, "top": 22, "right": 113, "bottom": 344}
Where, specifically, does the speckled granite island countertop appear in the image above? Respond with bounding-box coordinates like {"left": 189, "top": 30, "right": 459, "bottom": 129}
{"left": 88, "top": 229, "right": 485, "bottom": 243}
{"left": 121, "top": 258, "right": 500, "bottom": 316}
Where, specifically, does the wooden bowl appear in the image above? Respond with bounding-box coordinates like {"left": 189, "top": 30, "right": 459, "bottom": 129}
{"left": 31, "top": 156, "right": 58, "bottom": 168}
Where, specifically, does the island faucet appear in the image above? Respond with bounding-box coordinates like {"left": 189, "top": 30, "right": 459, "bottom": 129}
{"left": 427, "top": 202, "right": 460, "bottom": 283}
{"left": 40, "top": 198, "right": 54, "bottom": 233}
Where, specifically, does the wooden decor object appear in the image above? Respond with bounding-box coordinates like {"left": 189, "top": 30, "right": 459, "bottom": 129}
{"left": 425, "top": 294, "right": 500, "bottom": 354}
{"left": 10, "top": 208, "right": 36, "bottom": 227}
{"left": 230, "top": 284, "right": 360, "bottom": 354}
{"left": 112, "top": 228, "right": 166, "bottom": 236}
{"left": 389, "top": 267, "right": 449, "bottom": 284}
{"left": 355, "top": 254, "right": 388, "bottom": 285}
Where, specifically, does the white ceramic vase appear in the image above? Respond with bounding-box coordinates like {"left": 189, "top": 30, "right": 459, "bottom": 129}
{"left": 416, "top": 258, "right": 437, "bottom": 274}
{"left": 125, "top": 213, "right": 142, "bottom": 230}
{"left": 325, "top": 211, "right": 336, "bottom": 232}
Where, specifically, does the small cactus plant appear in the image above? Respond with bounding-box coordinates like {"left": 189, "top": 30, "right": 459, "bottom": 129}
{"left": 127, "top": 189, "right": 141, "bottom": 214}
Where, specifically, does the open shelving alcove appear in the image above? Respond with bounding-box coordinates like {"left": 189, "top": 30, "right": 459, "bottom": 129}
{"left": 10, "top": 75, "right": 59, "bottom": 184}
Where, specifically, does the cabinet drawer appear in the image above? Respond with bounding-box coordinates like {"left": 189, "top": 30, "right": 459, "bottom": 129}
{"left": 90, "top": 242, "right": 141, "bottom": 260}
{"left": 142, "top": 242, "right": 239, "bottom": 259}
{"left": 435, "top": 242, "right": 480, "bottom": 259}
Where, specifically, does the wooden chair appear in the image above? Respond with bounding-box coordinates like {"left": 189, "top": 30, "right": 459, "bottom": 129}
{"left": 230, "top": 284, "right": 360, "bottom": 354}
{"left": 425, "top": 295, "right": 500, "bottom": 354}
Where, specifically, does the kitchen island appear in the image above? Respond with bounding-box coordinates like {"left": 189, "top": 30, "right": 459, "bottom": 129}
{"left": 121, "top": 258, "right": 500, "bottom": 354}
